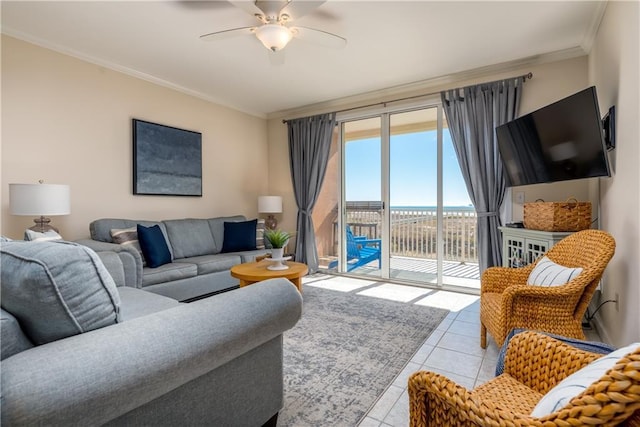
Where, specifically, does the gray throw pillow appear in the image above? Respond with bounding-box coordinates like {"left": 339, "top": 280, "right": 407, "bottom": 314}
{"left": 0, "top": 241, "right": 121, "bottom": 345}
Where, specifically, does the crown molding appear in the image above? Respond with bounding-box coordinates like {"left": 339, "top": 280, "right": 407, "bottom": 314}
{"left": 1, "top": 29, "right": 268, "bottom": 119}
{"left": 581, "top": 1, "right": 608, "bottom": 53}
{"left": 268, "top": 46, "right": 588, "bottom": 121}
{"left": 2, "top": 26, "right": 592, "bottom": 123}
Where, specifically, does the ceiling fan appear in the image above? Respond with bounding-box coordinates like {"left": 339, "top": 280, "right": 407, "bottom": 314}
{"left": 199, "top": 0, "right": 346, "bottom": 53}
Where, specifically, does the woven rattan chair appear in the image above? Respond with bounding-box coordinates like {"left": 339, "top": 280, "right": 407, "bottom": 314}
{"left": 480, "top": 229, "right": 615, "bottom": 349}
{"left": 408, "top": 331, "right": 640, "bottom": 426}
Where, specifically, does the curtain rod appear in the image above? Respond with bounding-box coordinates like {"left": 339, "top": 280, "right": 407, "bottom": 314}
{"left": 282, "top": 72, "right": 533, "bottom": 124}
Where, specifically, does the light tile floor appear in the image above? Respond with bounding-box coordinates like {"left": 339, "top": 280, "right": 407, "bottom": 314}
{"left": 301, "top": 274, "right": 602, "bottom": 427}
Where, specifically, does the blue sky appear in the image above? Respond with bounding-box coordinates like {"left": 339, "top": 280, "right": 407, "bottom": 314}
{"left": 345, "top": 129, "right": 473, "bottom": 207}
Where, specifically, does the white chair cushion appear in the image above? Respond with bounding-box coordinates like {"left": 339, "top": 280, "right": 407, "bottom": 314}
{"left": 527, "top": 256, "right": 583, "bottom": 287}
{"left": 531, "top": 342, "right": 640, "bottom": 417}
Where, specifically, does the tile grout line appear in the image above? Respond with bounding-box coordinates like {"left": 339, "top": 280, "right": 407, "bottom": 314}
{"left": 360, "top": 296, "right": 454, "bottom": 426}
{"left": 365, "top": 308, "right": 462, "bottom": 426}
{"left": 428, "top": 314, "right": 491, "bottom": 388}
{"left": 370, "top": 388, "right": 405, "bottom": 425}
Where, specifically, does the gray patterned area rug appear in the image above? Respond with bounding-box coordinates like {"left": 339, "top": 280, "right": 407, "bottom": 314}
{"left": 278, "top": 284, "right": 449, "bottom": 426}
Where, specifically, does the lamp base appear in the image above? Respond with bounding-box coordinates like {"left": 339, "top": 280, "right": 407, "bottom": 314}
{"left": 30, "top": 216, "right": 59, "bottom": 233}
{"left": 265, "top": 214, "right": 278, "bottom": 230}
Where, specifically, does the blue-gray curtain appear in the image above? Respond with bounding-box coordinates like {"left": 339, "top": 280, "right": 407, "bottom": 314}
{"left": 441, "top": 78, "right": 523, "bottom": 272}
{"left": 287, "top": 113, "right": 336, "bottom": 273}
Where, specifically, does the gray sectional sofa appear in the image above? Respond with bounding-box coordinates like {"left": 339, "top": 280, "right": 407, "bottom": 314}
{"left": 78, "top": 215, "right": 269, "bottom": 301}
{"left": 1, "top": 240, "right": 302, "bottom": 426}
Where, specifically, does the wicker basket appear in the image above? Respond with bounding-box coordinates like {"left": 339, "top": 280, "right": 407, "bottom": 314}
{"left": 523, "top": 198, "right": 592, "bottom": 232}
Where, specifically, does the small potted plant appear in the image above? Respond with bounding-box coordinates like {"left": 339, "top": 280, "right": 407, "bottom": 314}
{"left": 263, "top": 229, "right": 291, "bottom": 260}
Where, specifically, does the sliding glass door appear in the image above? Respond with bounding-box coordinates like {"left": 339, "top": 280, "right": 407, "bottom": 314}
{"left": 388, "top": 107, "right": 479, "bottom": 288}
{"left": 314, "top": 101, "right": 479, "bottom": 290}
{"left": 388, "top": 108, "right": 441, "bottom": 284}
{"left": 340, "top": 117, "right": 383, "bottom": 279}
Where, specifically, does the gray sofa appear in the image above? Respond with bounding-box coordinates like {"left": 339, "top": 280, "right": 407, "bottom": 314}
{"left": 1, "top": 240, "right": 303, "bottom": 426}
{"left": 78, "top": 215, "right": 269, "bottom": 301}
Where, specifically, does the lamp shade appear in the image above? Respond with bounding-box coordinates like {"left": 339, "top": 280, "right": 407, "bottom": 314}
{"left": 258, "top": 196, "right": 283, "bottom": 214}
{"left": 255, "top": 24, "right": 293, "bottom": 52}
{"left": 9, "top": 183, "right": 71, "bottom": 216}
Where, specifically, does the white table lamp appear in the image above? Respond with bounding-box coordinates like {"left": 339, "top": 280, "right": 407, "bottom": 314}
{"left": 258, "top": 196, "right": 282, "bottom": 230}
{"left": 9, "top": 182, "right": 71, "bottom": 232}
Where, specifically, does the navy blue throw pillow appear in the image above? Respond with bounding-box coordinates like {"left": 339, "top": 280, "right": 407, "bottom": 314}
{"left": 137, "top": 224, "right": 171, "bottom": 268}
{"left": 221, "top": 220, "right": 257, "bottom": 253}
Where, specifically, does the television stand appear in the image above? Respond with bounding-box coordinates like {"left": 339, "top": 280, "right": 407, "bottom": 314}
{"left": 499, "top": 227, "right": 573, "bottom": 268}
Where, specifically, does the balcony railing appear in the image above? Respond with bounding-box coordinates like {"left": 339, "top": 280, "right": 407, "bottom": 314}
{"left": 333, "top": 204, "right": 477, "bottom": 263}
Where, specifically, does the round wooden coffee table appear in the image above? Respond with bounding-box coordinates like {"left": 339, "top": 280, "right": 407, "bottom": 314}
{"left": 230, "top": 260, "right": 308, "bottom": 292}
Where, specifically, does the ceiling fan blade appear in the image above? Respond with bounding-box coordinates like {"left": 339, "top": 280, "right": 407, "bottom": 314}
{"left": 292, "top": 26, "right": 346, "bottom": 49}
{"left": 227, "top": 1, "right": 264, "bottom": 16}
{"left": 200, "top": 26, "right": 255, "bottom": 42}
{"left": 255, "top": 0, "right": 290, "bottom": 18}
{"left": 281, "top": 1, "right": 326, "bottom": 21}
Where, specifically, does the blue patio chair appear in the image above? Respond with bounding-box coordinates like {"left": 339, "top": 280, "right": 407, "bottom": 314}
{"left": 329, "top": 227, "right": 381, "bottom": 272}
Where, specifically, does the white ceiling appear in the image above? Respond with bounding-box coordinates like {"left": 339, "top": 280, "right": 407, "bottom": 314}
{"left": 1, "top": 1, "right": 605, "bottom": 118}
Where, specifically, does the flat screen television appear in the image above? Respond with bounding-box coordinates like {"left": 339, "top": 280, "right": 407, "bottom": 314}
{"left": 496, "top": 86, "right": 611, "bottom": 187}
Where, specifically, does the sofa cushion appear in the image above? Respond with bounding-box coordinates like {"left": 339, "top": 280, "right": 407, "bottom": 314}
{"left": 96, "top": 251, "right": 127, "bottom": 287}
{"left": 0, "top": 241, "right": 121, "bottom": 345}
{"left": 208, "top": 215, "right": 247, "bottom": 252}
{"left": 1, "top": 308, "right": 34, "bottom": 360}
{"left": 163, "top": 219, "right": 216, "bottom": 259}
{"left": 221, "top": 219, "right": 258, "bottom": 253}
{"left": 117, "top": 287, "right": 181, "bottom": 321}
{"left": 229, "top": 249, "right": 270, "bottom": 263}
{"left": 142, "top": 262, "right": 198, "bottom": 287}
{"left": 138, "top": 224, "right": 172, "bottom": 268}
{"left": 90, "top": 219, "right": 174, "bottom": 259}
{"left": 174, "top": 254, "right": 242, "bottom": 275}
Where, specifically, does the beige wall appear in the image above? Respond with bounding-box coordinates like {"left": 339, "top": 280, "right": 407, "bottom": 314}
{"left": 268, "top": 56, "right": 592, "bottom": 235}
{"left": 1, "top": 36, "right": 269, "bottom": 240}
{"left": 588, "top": 1, "right": 640, "bottom": 346}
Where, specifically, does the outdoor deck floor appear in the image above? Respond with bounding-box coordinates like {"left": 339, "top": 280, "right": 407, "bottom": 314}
{"left": 321, "top": 256, "right": 481, "bottom": 290}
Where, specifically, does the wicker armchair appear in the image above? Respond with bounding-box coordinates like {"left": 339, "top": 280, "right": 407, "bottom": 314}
{"left": 480, "top": 229, "right": 615, "bottom": 349}
{"left": 408, "top": 331, "right": 640, "bottom": 426}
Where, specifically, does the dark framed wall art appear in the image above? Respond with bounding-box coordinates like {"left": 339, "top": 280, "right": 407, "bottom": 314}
{"left": 133, "top": 119, "right": 202, "bottom": 196}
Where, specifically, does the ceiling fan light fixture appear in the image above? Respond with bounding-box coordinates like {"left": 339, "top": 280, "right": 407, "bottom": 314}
{"left": 255, "top": 24, "right": 293, "bottom": 51}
